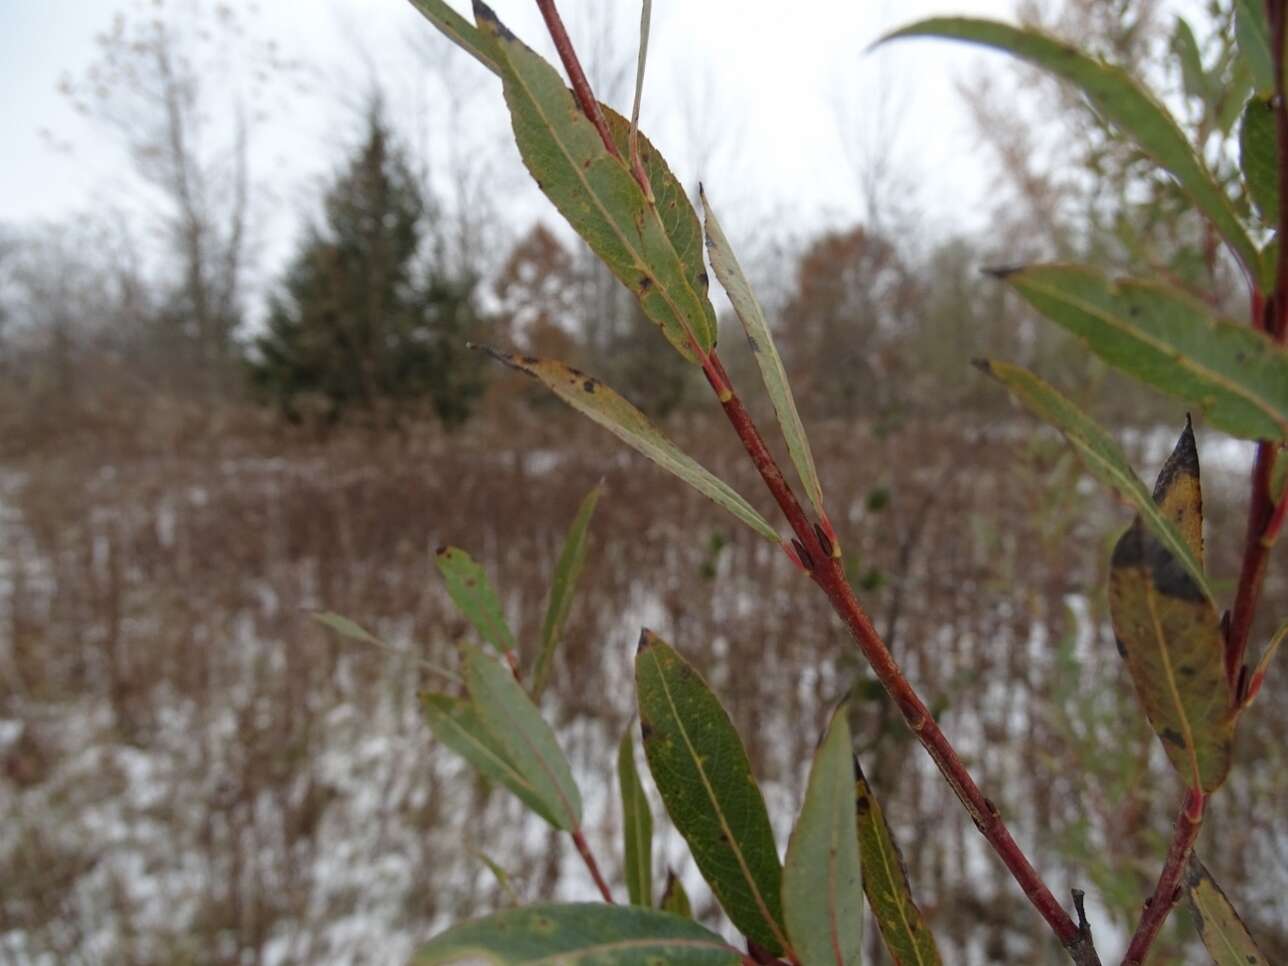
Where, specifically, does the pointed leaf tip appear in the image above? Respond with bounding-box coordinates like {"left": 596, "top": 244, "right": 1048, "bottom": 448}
{"left": 971, "top": 357, "right": 992, "bottom": 374}
{"left": 637, "top": 628, "right": 657, "bottom": 653}
{"left": 982, "top": 265, "right": 1022, "bottom": 279}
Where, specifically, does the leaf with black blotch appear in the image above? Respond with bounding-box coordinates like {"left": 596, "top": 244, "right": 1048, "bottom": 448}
{"left": 436, "top": 547, "right": 517, "bottom": 659}
{"left": 660, "top": 869, "right": 693, "bottom": 919}
{"left": 473, "top": 3, "right": 716, "bottom": 363}
{"left": 879, "top": 19, "right": 1259, "bottom": 279}
{"left": 1108, "top": 427, "right": 1234, "bottom": 793}
{"left": 463, "top": 645, "right": 582, "bottom": 830}
{"left": 422, "top": 693, "right": 563, "bottom": 827}
{"left": 407, "top": 0, "right": 500, "bottom": 75}
{"left": 636, "top": 630, "right": 789, "bottom": 954}
{"left": 532, "top": 483, "right": 601, "bottom": 699}
{"left": 783, "top": 704, "right": 863, "bottom": 966}
{"left": 1183, "top": 853, "right": 1270, "bottom": 964}
{"left": 413, "top": 902, "right": 742, "bottom": 965}
{"left": 854, "top": 758, "right": 942, "bottom": 965}
{"left": 994, "top": 264, "right": 1288, "bottom": 441}
{"left": 476, "top": 349, "right": 780, "bottom": 542}
{"left": 618, "top": 726, "right": 653, "bottom": 907}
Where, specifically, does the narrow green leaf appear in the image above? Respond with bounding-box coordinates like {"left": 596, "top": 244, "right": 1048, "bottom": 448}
{"left": 1234, "top": 0, "right": 1275, "bottom": 93}
{"left": 701, "top": 187, "right": 825, "bottom": 524}
{"left": 854, "top": 758, "right": 942, "bottom": 965}
{"left": 1183, "top": 854, "right": 1270, "bottom": 964}
{"left": 473, "top": 4, "right": 717, "bottom": 363}
{"left": 1109, "top": 427, "right": 1234, "bottom": 793}
{"left": 464, "top": 645, "right": 582, "bottom": 830}
{"left": 629, "top": 0, "right": 652, "bottom": 168}
{"left": 407, "top": 0, "right": 500, "bottom": 75}
{"left": 618, "top": 726, "right": 654, "bottom": 907}
{"left": 470, "top": 849, "right": 521, "bottom": 905}
{"left": 1241, "top": 95, "right": 1278, "bottom": 226}
{"left": 881, "top": 19, "right": 1259, "bottom": 278}
{"left": 636, "top": 630, "right": 789, "bottom": 954}
{"left": 997, "top": 263, "right": 1288, "bottom": 441}
{"left": 783, "top": 705, "right": 863, "bottom": 966}
{"left": 422, "top": 693, "right": 563, "bottom": 827}
{"left": 477, "top": 349, "right": 780, "bottom": 542}
{"left": 532, "top": 483, "right": 602, "bottom": 699}
{"left": 977, "top": 361, "right": 1212, "bottom": 599}
{"left": 314, "top": 611, "right": 459, "bottom": 681}
{"left": 414, "top": 902, "right": 742, "bottom": 965}
{"left": 660, "top": 870, "right": 693, "bottom": 919}
{"left": 1243, "top": 619, "right": 1287, "bottom": 708}
{"left": 1170, "top": 18, "right": 1208, "bottom": 104}
{"left": 436, "top": 547, "right": 517, "bottom": 659}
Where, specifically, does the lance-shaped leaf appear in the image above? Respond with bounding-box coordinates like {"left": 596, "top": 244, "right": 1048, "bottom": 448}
{"left": 1241, "top": 96, "right": 1278, "bottom": 226}
{"left": 976, "top": 361, "right": 1211, "bottom": 598}
{"left": 618, "top": 727, "right": 653, "bottom": 907}
{"left": 660, "top": 869, "right": 693, "bottom": 919}
{"left": 422, "top": 693, "right": 563, "bottom": 827}
{"left": 1183, "top": 854, "right": 1269, "bottom": 964}
{"left": 1243, "top": 619, "right": 1287, "bottom": 709}
{"left": 783, "top": 705, "right": 863, "bottom": 966}
{"left": 479, "top": 349, "right": 780, "bottom": 542}
{"left": 436, "top": 547, "right": 517, "bottom": 658}
{"left": 636, "top": 631, "right": 789, "bottom": 954}
{"left": 463, "top": 645, "right": 582, "bottom": 830}
{"left": 881, "top": 19, "right": 1259, "bottom": 278}
{"left": 470, "top": 849, "right": 521, "bottom": 905}
{"left": 702, "top": 188, "right": 826, "bottom": 526}
{"left": 1234, "top": 0, "right": 1275, "bottom": 93}
{"left": 414, "top": 902, "right": 742, "bottom": 965}
{"left": 532, "top": 483, "right": 602, "bottom": 699}
{"left": 407, "top": 0, "right": 499, "bottom": 75}
{"left": 1109, "top": 427, "right": 1234, "bottom": 793}
{"left": 993, "top": 264, "right": 1288, "bottom": 441}
{"left": 1170, "top": 18, "right": 1208, "bottom": 105}
{"left": 854, "top": 758, "right": 942, "bottom": 965}
{"left": 473, "top": 4, "right": 716, "bottom": 363}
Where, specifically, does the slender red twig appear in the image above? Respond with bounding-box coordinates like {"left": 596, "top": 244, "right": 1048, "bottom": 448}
{"left": 1121, "top": 789, "right": 1205, "bottom": 965}
{"left": 535, "top": 0, "right": 621, "bottom": 161}
{"left": 571, "top": 828, "right": 614, "bottom": 904}
{"left": 700, "top": 352, "right": 1102, "bottom": 966}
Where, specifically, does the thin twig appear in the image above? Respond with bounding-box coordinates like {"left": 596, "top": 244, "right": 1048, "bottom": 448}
{"left": 571, "top": 828, "right": 614, "bottom": 903}
{"left": 535, "top": 0, "right": 621, "bottom": 159}
{"left": 1120, "top": 789, "right": 1205, "bottom": 965}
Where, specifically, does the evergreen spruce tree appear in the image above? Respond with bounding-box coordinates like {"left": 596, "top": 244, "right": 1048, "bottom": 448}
{"left": 249, "top": 106, "right": 486, "bottom": 428}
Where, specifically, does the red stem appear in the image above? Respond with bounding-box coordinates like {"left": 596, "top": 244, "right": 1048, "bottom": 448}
{"left": 571, "top": 828, "right": 614, "bottom": 903}
{"left": 1120, "top": 789, "right": 1205, "bottom": 965}
{"left": 701, "top": 353, "right": 1101, "bottom": 966}
{"left": 535, "top": 0, "right": 622, "bottom": 161}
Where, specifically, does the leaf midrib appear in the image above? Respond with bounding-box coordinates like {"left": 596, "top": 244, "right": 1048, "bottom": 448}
{"left": 862, "top": 786, "right": 935, "bottom": 965}
{"left": 1143, "top": 580, "right": 1203, "bottom": 789}
{"left": 647, "top": 648, "right": 790, "bottom": 953}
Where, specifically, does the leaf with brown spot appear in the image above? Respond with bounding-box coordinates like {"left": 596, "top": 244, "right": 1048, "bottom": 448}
{"left": 1183, "top": 853, "right": 1269, "bottom": 964}
{"left": 436, "top": 546, "right": 517, "bottom": 659}
{"left": 1108, "top": 428, "right": 1233, "bottom": 792}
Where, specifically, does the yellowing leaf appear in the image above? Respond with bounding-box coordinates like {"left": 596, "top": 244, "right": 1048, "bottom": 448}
{"left": 1183, "top": 854, "right": 1270, "bottom": 964}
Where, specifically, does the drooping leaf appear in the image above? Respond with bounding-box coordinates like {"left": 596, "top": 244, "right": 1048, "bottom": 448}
{"left": 532, "top": 484, "right": 602, "bottom": 699}
{"left": 881, "top": 19, "right": 1260, "bottom": 278}
{"left": 636, "top": 631, "right": 789, "bottom": 954}
{"left": 701, "top": 187, "right": 826, "bottom": 526}
{"left": 783, "top": 705, "right": 863, "bottom": 966}
{"left": 1183, "top": 854, "right": 1270, "bottom": 964}
{"left": 660, "top": 869, "right": 693, "bottom": 919}
{"left": 854, "top": 758, "right": 942, "bottom": 965}
{"left": 407, "top": 0, "right": 500, "bottom": 75}
{"left": 1108, "top": 428, "right": 1234, "bottom": 793}
{"left": 618, "top": 726, "right": 654, "bottom": 907}
{"left": 313, "top": 611, "right": 458, "bottom": 680}
{"left": 435, "top": 547, "right": 517, "bottom": 659}
{"left": 477, "top": 349, "right": 780, "bottom": 542}
{"left": 1234, "top": 0, "right": 1275, "bottom": 93}
{"left": 413, "top": 902, "right": 742, "bottom": 965}
{"left": 1241, "top": 95, "right": 1278, "bottom": 226}
{"left": 1171, "top": 18, "right": 1208, "bottom": 104}
{"left": 1243, "top": 619, "right": 1287, "bottom": 708}
{"left": 463, "top": 645, "right": 582, "bottom": 830}
{"left": 473, "top": 4, "right": 716, "bottom": 363}
{"left": 976, "top": 361, "right": 1211, "bottom": 599}
{"left": 422, "top": 693, "right": 563, "bottom": 827}
{"left": 470, "top": 849, "right": 521, "bottom": 905}
{"left": 994, "top": 264, "right": 1288, "bottom": 441}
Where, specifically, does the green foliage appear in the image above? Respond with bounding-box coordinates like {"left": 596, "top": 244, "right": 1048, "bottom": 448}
{"left": 1240, "top": 95, "right": 1277, "bottom": 224}
{"left": 659, "top": 870, "right": 692, "bottom": 919}
{"left": 617, "top": 729, "right": 653, "bottom": 907}
{"left": 248, "top": 107, "right": 486, "bottom": 427}
{"left": 782, "top": 705, "right": 863, "bottom": 966}
{"left": 532, "top": 484, "right": 602, "bottom": 699}
{"left": 1183, "top": 855, "right": 1270, "bottom": 963}
{"left": 435, "top": 547, "right": 518, "bottom": 659}
{"left": 413, "top": 903, "right": 742, "bottom": 965}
